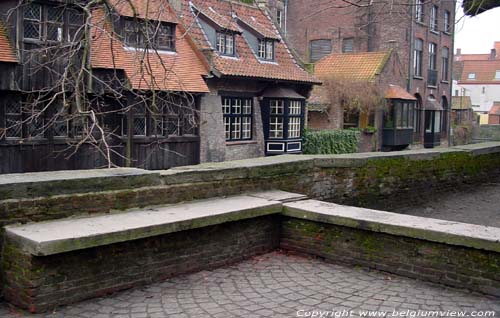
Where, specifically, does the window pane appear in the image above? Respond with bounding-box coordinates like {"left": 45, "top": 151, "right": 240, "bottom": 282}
{"left": 289, "top": 101, "right": 302, "bottom": 115}
{"left": 133, "top": 117, "right": 146, "bottom": 136}
{"left": 288, "top": 117, "right": 301, "bottom": 138}
{"left": 232, "top": 99, "right": 242, "bottom": 114}
{"left": 24, "top": 4, "right": 41, "bottom": 20}
{"left": 224, "top": 117, "right": 231, "bottom": 140}
{"left": 258, "top": 40, "right": 265, "bottom": 58}
{"left": 24, "top": 21, "right": 41, "bottom": 40}
{"left": 270, "top": 100, "right": 284, "bottom": 115}
{"left": 242, "top": 117, "right": 251, "bottom": 139}
{"left": 225, "top": 34, "right": 233, "bottom": 55}
{"left": 269, "top": 117, "right": 283, "bottom": 138}
{"left": 434, "top": 112, "right": 441, "bottom": 133}
{"left": 222, "top": 98, "right": 231, "bottom": 114}
{"left": 231, "top": 117, "right": 241, "bottom": 139}
{"left": 243, "top": 99, "right": 252, "bottom": 114}
{"left": 266, "top": 40, "right": 273, "bottom": 59}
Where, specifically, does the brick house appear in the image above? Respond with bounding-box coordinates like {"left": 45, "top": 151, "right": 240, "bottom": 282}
{"left": 178, "top": 0, "right": 318, "bottom": 161}
{"left": 308, "top": 50, "right": 418, "bottom": 150}
{"left": 264, "top": 0, "right": 454, "bottom": 147}
{"left": 454, "top": 42, "right": 500, "bottom": 117}
{"left": 0, "top": 0, "right": 317, "bottom": 173}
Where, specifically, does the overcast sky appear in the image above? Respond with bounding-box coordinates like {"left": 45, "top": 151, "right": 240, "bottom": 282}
{"left": 454, "top": 3, "right": 500, "bottom": 54}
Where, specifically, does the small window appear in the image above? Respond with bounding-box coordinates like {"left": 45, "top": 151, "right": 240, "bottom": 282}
{"left": 495, "top": 70, "right": 500, "bottom": 80}
{"left": 342, "top": 38, "right": 354, "bottom": 53}
{"left": 46, "top": 6, "right": 64, "bottom": 42}
{"left": 414, "top": 38, "right": 423, "bottom": 77}
{"left": 258, "top": 39, "right": 274, "bottom": 60}
{"left": 23, "top": 3, "right": 42, "bottom": 40}
{"left": 276, "top": 10, "right": 282, "bottom": 28}
{"left": 468, "top": 73, "right": 476, "bottom": 80}
{"left": 124, "top": 19, "right": 175, "bottom": 51}
{"left": 216, "top": 32, "right": 234, "bottom": 56}
{"left": 441, "top": 47, "right": 449, "bottom": 81}
{"left": 428, "top": 43, "right": 437, "bottom": 70}
{"left": 310, "top": 39, "right": 332, "bottom": 63}
{"left": 430, "top": 6, "right": 438, "bottom": 32}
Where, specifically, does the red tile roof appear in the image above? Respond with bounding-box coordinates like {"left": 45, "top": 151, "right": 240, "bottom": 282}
{"left": 459, "top": 59, "right": 500, "bottom": 84}
{"left": 385, "top": 85, "right": 416, "bottom": 100}
{"left": 90, "top": 5, "right": 209, "bottom": 93}
{"left": 314, "top": 51, "right": 391, "bottom": 81}
{"left": 456, "top": 54, "right": 490, "bottom": 61}
{"left": 0, "top": 22, "right": 17, "bottom": 63}
{"left": 182, "top": 0, "right": 318, "bottom": 84}
{"left": 108, "top": 0, "right": 178, "bottom": 23}
{"left": 237, "top": 16, "right": 279, "bottom": 40}
{"left": 192, "top": 5, "right": 241, "bottom": 33}
{"left": 489, "top": 103, "right": 500, "bottom": 115}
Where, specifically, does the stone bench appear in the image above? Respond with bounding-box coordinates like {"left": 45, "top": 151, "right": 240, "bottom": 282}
{"left": 2, "top": 191, "right": 499, "bottom": 313}
{"left": 2, "top": 193, "right": 296, "bottom": 312}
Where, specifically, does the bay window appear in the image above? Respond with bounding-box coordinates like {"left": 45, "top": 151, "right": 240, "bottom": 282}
{"left": 222, "top": 97, "right": 253, "bottom": 141}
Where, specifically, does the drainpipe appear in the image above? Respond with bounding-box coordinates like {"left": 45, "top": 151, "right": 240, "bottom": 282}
{"left": 448, "top": 6, "right": 455, "bottom": 147}
{"left": 284, "top": 0, "right": 288, "bottom": 36}
{"left": 407, "top": 0, "right": 415, "bottom": 92}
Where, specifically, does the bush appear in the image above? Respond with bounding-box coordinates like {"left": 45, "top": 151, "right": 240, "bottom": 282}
{"left": 303, "top": 129, "right": 360, "bottom": 154}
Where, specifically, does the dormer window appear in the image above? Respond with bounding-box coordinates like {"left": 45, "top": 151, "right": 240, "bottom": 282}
{"left": 23, "top": 3, "right": 79, "bottom": 43}
{"left": 258, "top": 39, "right": 274, "bottom": 60}
{"left": 216, "top": 32, "right": 234, "bottom": 56}
{"left": 124, "top": 18, "right": 175, "bottom": 51}
{"left": 468, "top": 73, "right": 476, "bottom": 80}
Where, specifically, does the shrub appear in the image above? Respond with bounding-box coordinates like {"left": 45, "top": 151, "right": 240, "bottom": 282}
{"left": 303, "top": 129, "right": 360, "bottom": 154}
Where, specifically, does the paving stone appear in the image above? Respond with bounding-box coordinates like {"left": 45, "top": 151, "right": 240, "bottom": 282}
{"left": 1, "top": 252, "right": 498, "bottom": 317}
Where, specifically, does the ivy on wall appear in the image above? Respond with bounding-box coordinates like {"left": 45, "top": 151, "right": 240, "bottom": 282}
{"left": 303, "top": 129, "right": 360, "bottom": 154}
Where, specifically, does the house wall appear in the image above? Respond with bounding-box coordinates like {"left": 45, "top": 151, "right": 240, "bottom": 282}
{"left": 269, "top": 0, "right": 453, "bottom": 144}
{"left": 457, "top": 84, "right": 500, "bottom": 113}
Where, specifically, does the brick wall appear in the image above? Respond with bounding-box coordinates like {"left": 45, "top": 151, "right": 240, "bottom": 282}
{"left": 2, "top": 215, "right": 281, "bottom": 312}
{"left": 281, "top": 217, "right": 500, "bottom": 296}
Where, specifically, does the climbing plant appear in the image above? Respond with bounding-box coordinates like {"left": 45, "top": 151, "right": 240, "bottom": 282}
{"left": 303, "top": 129, "right": 360, "bottom": 154}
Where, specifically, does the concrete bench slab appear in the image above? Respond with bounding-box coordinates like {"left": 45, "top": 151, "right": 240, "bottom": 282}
{"left": 5, "top": 195, "right": 282, "bottom": 256}
{"left": 283, "top": 199, "right": 500, "bottom": 253}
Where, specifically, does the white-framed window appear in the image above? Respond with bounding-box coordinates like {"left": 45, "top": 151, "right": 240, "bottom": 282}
{"left": 468, "top": 73, "right": 476, "bottom": 80}
{"left": 289, "top": 100, "right": 302, "bottom": 115}
{"left": 270, "top": 99, "right": 284, "bottom": 115}
{"left": 288, "top": 117, "right": 301, "bottom": 138}
{"left": 222, "top": 97, "right": 253, "bottom": 141}
{"left": 414, "top": 38, "right": 423, "bottom": 77}
{"left": 430, "top": 6, "right": 438, "bottom": 32}
{"left": 269, "top": 117, "right": 283, "bottom": 138}
{"left": 495, "top": 70, "right": 500, "bottom": 80}
{"left": 258, "top": 39, "right": 275, "bottom": 60}
{"left": 217, "top": 32, "right": 235, "bottom": 56}
{"left": 444, "top": 10, "right": 451, "bottom": 33}
{"left": 415, "top": 0, "right": 424, "bottom": 22}
{"left": 429, "top": 42, "right": 437, "bottom": 70}
{"left": 441, "top": 47, "right": 449, "bottom": 81}
{"left": 276, "top": 9, "right": 282, "bottom": 28}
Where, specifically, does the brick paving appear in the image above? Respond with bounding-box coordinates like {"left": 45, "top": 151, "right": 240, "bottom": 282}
{"left": 1, "top": 252, "right": 498, "bottom": 318}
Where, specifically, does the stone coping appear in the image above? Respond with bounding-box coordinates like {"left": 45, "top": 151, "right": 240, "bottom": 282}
{"left": 1, "top": 142, "right": 500, "bottom": 198}
{"left": 0, "top": 168, "right": 161, "bottom": 200}
{"left": 5, "top": 195, "right": 283, "bottom": 256}
{"left": 283, "top": 199, "right": 500, "bottom": 253}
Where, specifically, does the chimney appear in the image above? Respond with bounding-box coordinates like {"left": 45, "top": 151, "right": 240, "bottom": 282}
{"left": 456, "top": 48, "right": 461, "bottom": 56}
{"left": 490, "top": 49, "right": 496, "bottom": 60}
{"left": 256, "top": 0, "right": 268, "bottom": 9}
{"left": 495, "top": 42, "right": 500, "bottom": 59}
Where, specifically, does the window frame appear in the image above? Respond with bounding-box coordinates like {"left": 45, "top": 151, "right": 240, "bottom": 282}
{"left": 414, "top": 38, "right": 423, "bottom": 77}
{"left": 430, "top": 5, "right": 438, "bottom": 32}
{"left": 216, "top": 32, "right": 235, "bottom": 56}
{"left": 258, "top": 38, "right": 275, "bottom": 61}
{"left": 415, "top": 0, "right": 424, "bottom": 23}
{"left": 342, "top": 38, "right": 354, "bottom": 53}
{"left": 123, "top": 18, "right": 176, "bottom": 51}
{"left": 441, "top": 47, "right": 449, "bottom": 82}
{"left": 443, "top": 10, "right": 451, "bottom": 33}
{"left": 222, "top": 96, "right": 253, "bottom": 142}
{"left": 428, "top": 42, "right": 437, "bottom": 71}
{"left": 267, "top": 99, "right": 304, "bottom": 140}
{"left": 276, "top": 9, "right": 282, "bottom": 28}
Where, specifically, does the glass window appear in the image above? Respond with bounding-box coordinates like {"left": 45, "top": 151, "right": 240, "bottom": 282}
{"left": 468, "top": 73, "right": 476, "bottom": 79}
{"left": 276, "top": 10, "right": 282, "bottom": 28}
{"left": 24, "top": 3, "right": 42, "bottom": 40}
{"left": 441, "top": 47, "right": 449, "bottom": 81}
{"left": 270, "top": 100, "right": 284, "bottom": 115}
{"left": 342, "top": 38, "right": 354, "bottom": 53}
{"left": 430, "top": 6, "right": 438, "bottom": 32}
{"left": 428, "top": 43, "right": 437, "bottom": 70}
{"left": 495, "top": 71, "right": 500, "bottom": 80}
{"left": 415, "top": 0, "right": 424, "bottom": 22}
{"left": 288, "top": 117, "right": 301, "bottom": 138}
{"left": 269, "top": 117, "right": 283, "bottom": 138}
{"left": 434, "top": 111, "right": 441, "bottom": 133}
{"left": 258, "top": 39, "right": 275, "bottom": 60}
{"left": 444, "top": 10, "right": 451, "bottom": 33}
{"left": 289, "top": 101, "right": 302, "bottom": 115}
{"left": 222, "top": 97, "right": 253, "bottom": 141}
{"left": 414, "top": 39, "right": 423, "bottom": 77}
{"left": 4, "top": 95, "right": 22, "bottom": 138}
{"left": 216, "top": 32, "right": 235, "bottom": 56}
{"left": 125, "top": 19, "right": 175, "bottom": 51}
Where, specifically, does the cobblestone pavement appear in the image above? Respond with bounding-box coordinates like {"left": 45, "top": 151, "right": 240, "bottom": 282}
{"left": 390, "top": 182, "right": 500, "bottom": 227}
{"left": 1, "top": 252, "right": 498, "bottom": 318}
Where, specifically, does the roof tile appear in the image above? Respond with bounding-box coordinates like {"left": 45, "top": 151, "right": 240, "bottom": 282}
{"left": 91, "top": 5, "right": 209, "bottom": 93}
{"left": 183, "top": 0, "right": 318, "bottom": 84}
{"left": 314, "top": 51, "right": 391, "bottom": 81}
{"left": 0, "top": 22, "right": 17, "bottom": 63}
{"left": 459, "top": 60, "right": 500, "bottom": 84}
{"left": 108, "top": 0, "right": 178, "bottom": 23}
